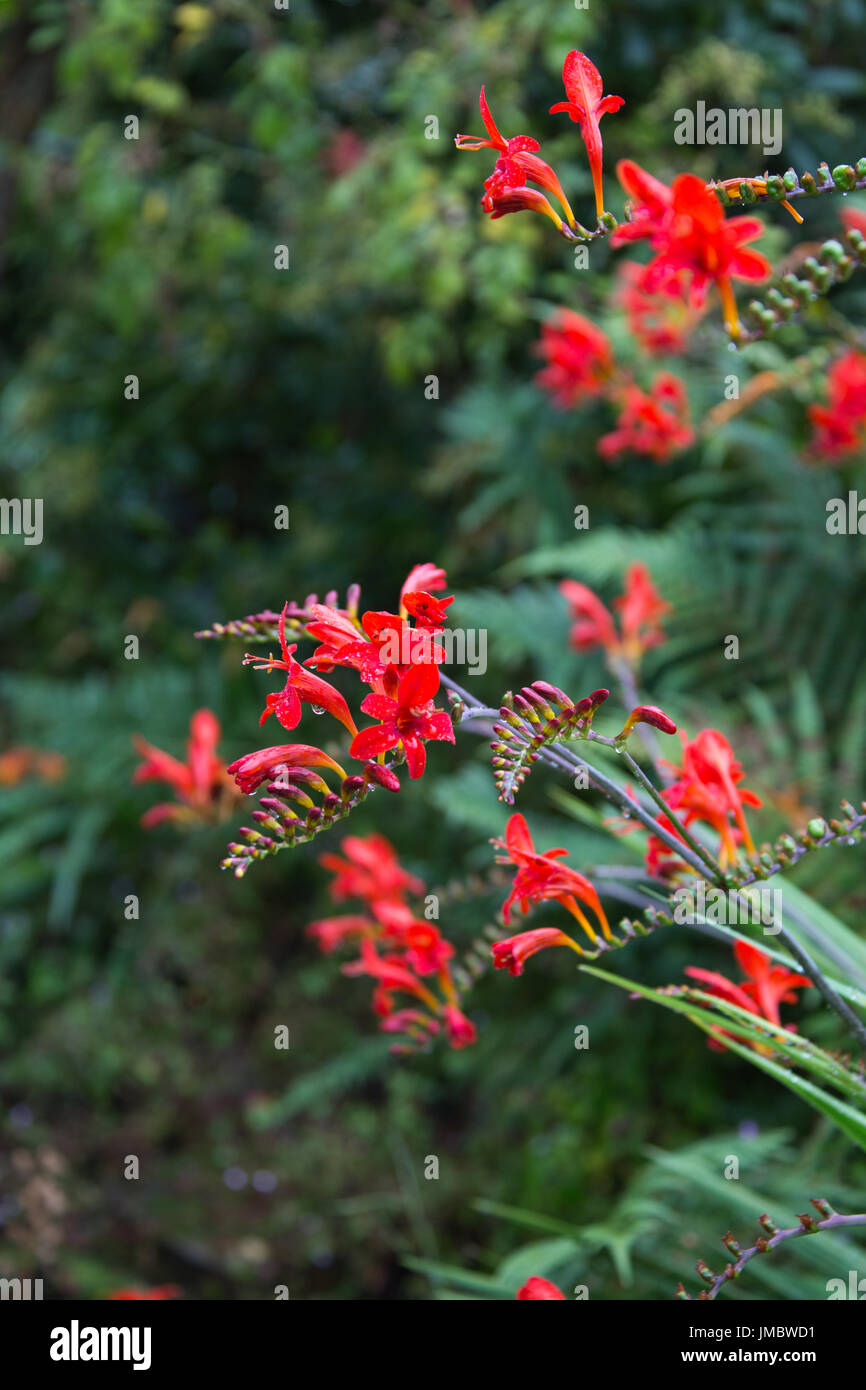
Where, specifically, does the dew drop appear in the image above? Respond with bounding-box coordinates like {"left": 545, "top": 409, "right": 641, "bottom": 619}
{"left": 311, "top": 705, "right": 325, "bottom": 715}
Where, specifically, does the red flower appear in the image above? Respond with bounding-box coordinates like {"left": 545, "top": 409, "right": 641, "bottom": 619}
{"left": 226, "top": 743, "right": 345, "bottom": 795}
{"left": 404, "top": 921, "right": 455, "bottom": 976}
{"left": 306, "top": 913, "right": 374, "bottom": 953}
{"left": 600, "top": 372, "right": 693, "bottom": 462}
{"left": 616, "top": 262, "right": 699, "bottom": 353}
{"left": 534, "top": 309, "right": 613, "bottom": 408}
{"left": 133, "top": 709, "right": 236, "bottom": 827}
{"left": 560, "top": 562, "right": 670, "bottom": 666}
{"left": 685, "top": 939, "right": 811, "bottom": 1051}
{"left": 245, "top": 603, "right": 357, "bottom": 735}
{"left": 493, "top": 812, "right": 611, "bottom": 945}
{"left": 400, "top": 562, "right": 447, "bottom": 607}
{"left": 492, "top": 926, "right": 583, "bottom": 976}
{"left": 443, "top": 1004, "right": 477, "bottom": 1049}
{"left": 108, "top": 1285, "right": 181, "bottom": 1300}
{"left": 642, "top": 729, "right": 762, "bottom": 873}
{"left": 350, "top": 662, "right": 454, "bottom": 779}
{"left": 517, "top": 1276, "right": 567, "bottom": 1300}
{"left": 401, "top": 590, "right": 454, "bottom": 629}
{"left": 613, "top": 162, "right": 770, "bottom": 339}
{"left": 456, "top": 88, "right": 576, "bottom": 233}
{"left": 808, "top": 350, "right": 866, "bottom": 459}
{"left": 343, "top": 938, "right": 441, "bottom": 1013}
{"left": 549, "top": 50, "right": 624, "bottom": 220}
{"left": 319, "top": 832, "right": 424, "bottom": 903}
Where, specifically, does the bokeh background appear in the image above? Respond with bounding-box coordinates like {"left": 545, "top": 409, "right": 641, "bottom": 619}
{"left": 2, "top": 0, "right": 866, "bottom": 1299}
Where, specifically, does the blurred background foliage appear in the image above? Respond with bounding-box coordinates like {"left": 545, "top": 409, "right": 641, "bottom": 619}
{"left": 1, "top": 0, "right": 865, "bottom": 1299}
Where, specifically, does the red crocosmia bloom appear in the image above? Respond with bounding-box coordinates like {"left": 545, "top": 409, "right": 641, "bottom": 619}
{"left": 549, "top": 50, "right": 624, "bottom": 220}
{"left": 401, "top": 590, "right": 454, "bottom": 630}
{"left": 400, "top": 562, "right": 447, "bottom": 607}
{"left": 133, "top": 709, "right": 236, "bottom": 827}
{"left": 108, "top": 1285, "right": 181, "bottom": 1300}
{"left": 534, "top": 309, "right": 613, "bottom": 408}
{"left": 808, "top": 350, "right": 866, "bottom": 459}
{"left": 380, "top": 1008, "right": 441, "bottom": 1039}
{"left": 343, "top": 939, "right": 441, "bottom": 1012}
{"left": 600, "top": 372, "right": 694, "bottom": 463}
{"left": 559, "top": 562, "right": 670, "bottom": 666}
{"left": 558, "top": 580, "right": 619, "bottom": 653}
{"left": 350, "top": 662, "right": 454, "bottom": 779}
{"left": 306, "top": 913, "right": 374, "bottom": 953}
{"left": 319, "top": 832, "right": 424, "bottom": 903}
{"left": 493, "top": 812, "right": 611, "bottom": 945}
{"left": 614, "top": 562, "right": 672, "bottom": 659}
{"left": 641, "top": 729, "right": 762, "bottom": 873}
{"left": 492, "top": 926, "right": 584, "bottom": 976}
{"left": 404, "top": 921, "right": 455, "bottom": 976}
{"left": 443, "top": 1004, "right": 478, "bottom": 1048}
{"left": 226, "top": 744, "right": 345, "bottom": 796}
{"left": 456, "top": 88, "right": 577, "bottom": 233}
{"left": 613, "top": 162, "right": 770, "bottom": 340}
{"left": 685, "top": 939, "right": 811, "bottom": 1052}
{"left": 616, "top": 262, "right": 698, "bottom": 353}
{"left": 517, "top": 1276, "right": 567, "bottom": 1300}
{"left": 245, "top": 603, "right": 357, "bottom": 736}
{"left": 680, "top": 729, "right": 762, "bottom": 859}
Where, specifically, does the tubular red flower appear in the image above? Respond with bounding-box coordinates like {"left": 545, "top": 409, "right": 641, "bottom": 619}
{"left": 493, "top": 812, "right": 611, "bottom": 943}
{"left": 350, "top": 662, "right": 454, "bottom": 779}
{"left": 600, "top": 373, "right": 693, "bottom": 463}
{"left": 560, "top": 563, "right": 670, "bottom": 665}
{"left": 456, "top": 88, "right": 576, "bottom": 232}
{"left": 492, "top": 926, "right": 582, "bottom": 976}
{"left": 534, "top": 309, "right": 613, "bottom": 408}
{"left": 319, "top": 832, "right": 424, "bottom": 903}
{"left": 549, "top": 50, "right": 624, "bottom": 220}
{"left": 685, "top": 940, "right": 811, "bottom": 1051}
{"left": 612, "top": 162, "right": 770, "bottom": 339}
{"left": 516, "top": 1276, "right": 567, "bottom": 1300}
{"left": 808, "top": 350, "right": 866, "bottom": 459}
{"left": 443, "top": 1004, "right": 477, "bottom": 1048}
{"left": 133, "top": 709, "right": 235, "bottom": 826}
{"left": 247, "top": 603, "right": 358, "bottom": 735}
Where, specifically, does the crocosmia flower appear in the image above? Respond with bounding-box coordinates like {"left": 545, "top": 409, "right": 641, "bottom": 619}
{"left": 493, "top": 812, "right": 611, "bottom": 947}
{"left": 600, "top": 372, "right": 693, "bottom": 463}
{"left": 640, "top": 728, "right": 762, "bottom": 874}
{"left": 350, "top": 662, "right": 454, "bottom": 779}
{"left": 549, "top": 50, "right": 624, "bottom": 220}
{"left": 534, "top": 309, "right": 613, "bottom": 408}
{"left": 685, "top": 939, "right": 811, "bottom": 1052}
{"left": 808, "top": 350, "right": 866, "bottom": 458}
{"left": 516, "top": 1276, "right": 567, "bottom": 1300}
{"left": 456, "top": 88, "right": 577, "bottom": 234}
{"left": 613, "top": 161, "right": 770, "bottom": 339}
{"left": 559, "top": 562, "right": 670, "bottom": 668}
{"left": 133, "top": 709, "right": 238, "bottom": 827}
{"left": 245, "top": 603, "right": 357, "bottom": 735}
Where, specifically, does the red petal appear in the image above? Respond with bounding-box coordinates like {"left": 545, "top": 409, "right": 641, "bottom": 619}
{"left": 734, "top": 938, "right": 770, "bottom": 982}
{"left": 350, "top": 725, "right": 398, "bottom": 761}
{"left": 561, "top": 49, "right": 602, "bottom": 116}
{"left": 402, "top": 734, "right": 427, "bottom": 779}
